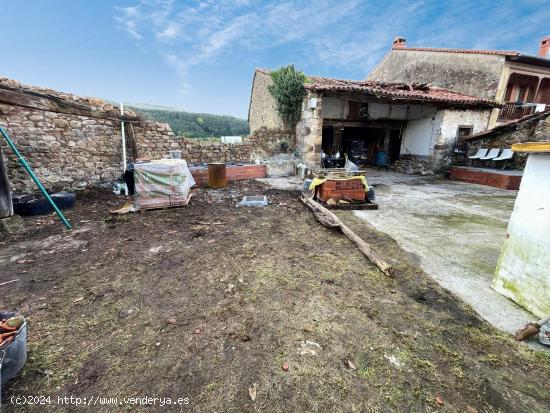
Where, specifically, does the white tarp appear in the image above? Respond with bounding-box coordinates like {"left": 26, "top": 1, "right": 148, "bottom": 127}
{"left": 133, "top": 159, "right": 196, "bottom": 209}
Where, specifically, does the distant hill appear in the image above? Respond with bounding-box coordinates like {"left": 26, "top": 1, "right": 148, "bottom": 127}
{"left": 128, "top": 103, "right": 249, "bottom": 139}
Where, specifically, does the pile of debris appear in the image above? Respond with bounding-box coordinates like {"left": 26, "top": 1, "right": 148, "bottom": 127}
{"left": 392, "top": 157, "right": 434, "bottom": 175}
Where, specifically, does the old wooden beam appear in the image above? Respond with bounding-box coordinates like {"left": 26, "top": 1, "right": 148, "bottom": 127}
{"left": 0, "top": 86, "right": 141, "bottom": 123}
{"left": 301, "top": 195, "right": 394, "bottom": 277}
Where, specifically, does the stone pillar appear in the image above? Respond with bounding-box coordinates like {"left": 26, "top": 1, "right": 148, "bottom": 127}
{"left": 298, "top": 93, "right": 323, "bottom": 168}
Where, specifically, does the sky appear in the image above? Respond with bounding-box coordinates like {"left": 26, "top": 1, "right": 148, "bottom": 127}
{"left": 1, "top": 0, "right": 549, "bottom": 119}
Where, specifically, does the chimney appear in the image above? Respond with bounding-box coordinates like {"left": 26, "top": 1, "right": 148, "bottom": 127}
{"left": 539, "top": 36, "right": 550, "bottom": 57}
{"left": 393, "top": 37, "right": 406, "bottom": 49}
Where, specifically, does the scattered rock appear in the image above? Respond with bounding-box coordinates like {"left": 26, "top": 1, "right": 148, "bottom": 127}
{"left": 248, "top": 383, "right": 257, "bottom": 401}
{"left": 194, "top": 327, "right": 202, "bottom": 334}
{"left": 72, "top": 296, "right": 84, "bottom": 304}
{"left": 282, "top": 362, "right": 289, "bottom": 372}
{"left": 392, "top": 157, "right": 433, "bottom": 175}
{"left": 384, "top": 354, "right": 403, "bottom": 368}
{"left": 0, "top": 215, "right": 25, "bottom": 234}
{"left": 346, "top": 360, "right": 357, "bottom": 370}
{"left": 207, "top": 239, "right": 216, "bottom": 244}
{"left": 118, "top": 308, "right": 136, "bottom": 318}
{"left": 298, "top": 340, "right": 321, "bottom": 356}
{"left": 166, "top": 317, "right": 177, "bottom": 325}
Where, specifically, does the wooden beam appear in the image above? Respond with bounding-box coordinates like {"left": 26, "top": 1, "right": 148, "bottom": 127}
{"left": 0, "top": 86, "right": 141, "bottom": 123}
{"left": 301, "top": 195, "right": 394, "bottom": 277}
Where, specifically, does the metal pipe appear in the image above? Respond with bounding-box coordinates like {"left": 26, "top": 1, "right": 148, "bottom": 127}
{"left": 0, "top": 127, "right": 72, "bottom": 230}
{"left": 120, "top": 102, "right": 128, "bottom": 196}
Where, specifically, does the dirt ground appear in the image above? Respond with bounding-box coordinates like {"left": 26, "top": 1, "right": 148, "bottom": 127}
{"left": 1, "top": 181, "right": 549, "bottom": 412}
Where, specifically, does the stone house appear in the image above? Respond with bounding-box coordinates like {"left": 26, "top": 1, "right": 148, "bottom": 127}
{"left": 368, "top": 36, "right": 550, "bottom": 127}
{"left": 248, "top": 68, "right": 498, "bottom": 172}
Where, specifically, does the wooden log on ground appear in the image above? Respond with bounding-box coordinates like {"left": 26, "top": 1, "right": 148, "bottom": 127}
{"left": 301, "top": 195, "right": 394, "bottom": 277}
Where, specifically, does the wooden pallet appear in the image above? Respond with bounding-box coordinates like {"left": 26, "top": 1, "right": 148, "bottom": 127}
{"left": 323, "top": 200, "right": 378, "bottom": 210}
{"left": 137, "top": 193, "right": 193, "bottom": 212}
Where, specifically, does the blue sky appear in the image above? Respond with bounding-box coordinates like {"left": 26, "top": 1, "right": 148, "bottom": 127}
{"left": 1, "top": 1, "right": 549, "bottom": 118}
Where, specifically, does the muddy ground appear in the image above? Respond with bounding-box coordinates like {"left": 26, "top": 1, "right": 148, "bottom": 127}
{"left": 0, "top": 181, "right": 549, "bottom": 412}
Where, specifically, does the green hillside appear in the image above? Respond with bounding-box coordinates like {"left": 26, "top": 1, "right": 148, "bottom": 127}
{"left": 130, "top": 104, "right": 249, "bottom": 138}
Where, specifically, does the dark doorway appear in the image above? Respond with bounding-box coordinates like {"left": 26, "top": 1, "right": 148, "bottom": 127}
{"left": 388, "top": 129, "right": 402, "bottom": 164}
{"left": 322, "top": 126, "right": 334, "bottom": 154}
{"left": 342, "top": 127, "right": 384, "bottom": 165}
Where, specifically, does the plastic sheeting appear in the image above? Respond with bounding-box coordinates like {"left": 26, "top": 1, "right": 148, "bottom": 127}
{"left": 134, "top": 159, "right": 196, "bottom": 210}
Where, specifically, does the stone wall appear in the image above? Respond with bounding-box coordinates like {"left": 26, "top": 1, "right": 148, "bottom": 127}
{"left": 248, "top": 69, "right": 285, "bottom": 133}
{"left": 0, "top": 103, "right": 140, "bottom": 192}
{"left": 455, "top": 111, "right": 550, "bottom": 169}
{"left": 0, "top": 77, "right": 287, "bottom": 192}
{"left": 368, "top": 49, "right": 505, "bottom": 100}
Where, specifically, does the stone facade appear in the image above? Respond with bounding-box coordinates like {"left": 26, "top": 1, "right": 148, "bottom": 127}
{"left": 456, "top": 111, "right": 550, "bottom": 169}
{"left": 0, "top": 77, "right": 285, "bottom": 192}
{"left": 248, "top": 69, "right": 285, "bottom": 133}
{"left": 296, "top": 91, "right": 323, "bottom": 167}
{"left": 368, "top": 49, "right": 506, "bottom": 101}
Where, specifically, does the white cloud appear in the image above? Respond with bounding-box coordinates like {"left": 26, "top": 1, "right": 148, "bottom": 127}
{"left": 114, "top": 5, "right": 143, "bottom": 39}
{"left": 114, "top": 0, "right": 550, "bottom": 89}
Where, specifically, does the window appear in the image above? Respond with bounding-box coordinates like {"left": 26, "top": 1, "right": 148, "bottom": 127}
{"left": 456, "top": 126, "right": 473, "bottom": 151}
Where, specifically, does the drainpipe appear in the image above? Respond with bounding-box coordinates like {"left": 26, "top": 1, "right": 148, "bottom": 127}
{"left": 120, "top": 102, "right": 128, "bottom": 196}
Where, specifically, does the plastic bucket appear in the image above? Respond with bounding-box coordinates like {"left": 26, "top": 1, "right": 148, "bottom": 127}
{"left": 0, "top": 312, "right": 27, "bottom": 390}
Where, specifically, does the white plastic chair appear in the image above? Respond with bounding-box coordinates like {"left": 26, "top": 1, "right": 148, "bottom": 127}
{"left": 468, "top": 148, "right": 488, "bottom": 166}
{"left": 493, "top": 148, "right": 514, "bottom": 169}
{"left": 479, "top": 148, "right": 500, "bottom": 161}
{"left": 468, "top": 148, "right": 488, "bottom": 160}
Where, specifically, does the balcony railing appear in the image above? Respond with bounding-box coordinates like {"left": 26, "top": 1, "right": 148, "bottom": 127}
{"left": 498, "top": 103, "right": 550, "bottom": 122}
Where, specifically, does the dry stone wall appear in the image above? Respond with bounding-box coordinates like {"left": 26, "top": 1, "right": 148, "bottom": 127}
{"left": 0, "top": 104, "right": 132, "bottom": 192}
{"left": 0, "top": 77, "right": 289, "bottom": 192}
{"left": 454, "top": 111, "right": 550, "bottom": 169}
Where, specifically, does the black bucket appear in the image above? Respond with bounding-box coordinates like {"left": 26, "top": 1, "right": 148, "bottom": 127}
{"left": 0, "top": 312, "right": 27, "bottom": 391}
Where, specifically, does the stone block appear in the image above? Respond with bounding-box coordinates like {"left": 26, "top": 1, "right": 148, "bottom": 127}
{"left": 0, "top": 215, "right": 25, "bottom": 233}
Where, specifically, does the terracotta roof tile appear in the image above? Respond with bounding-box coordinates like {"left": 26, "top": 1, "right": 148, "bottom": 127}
{"left": 304, "top": 75, "right": 499, "bottom": 107}
{"left": 392, "top": 47, "right": 519, "bottom": 56}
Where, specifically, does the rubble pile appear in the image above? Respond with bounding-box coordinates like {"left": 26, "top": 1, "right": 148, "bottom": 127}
{"left": 392, "top": 157, "right": 434, "bottom": 175}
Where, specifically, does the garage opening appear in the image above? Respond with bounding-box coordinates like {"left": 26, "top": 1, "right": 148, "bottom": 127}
{"left": 321, "top": 123, "right": 404, "bottom": 167}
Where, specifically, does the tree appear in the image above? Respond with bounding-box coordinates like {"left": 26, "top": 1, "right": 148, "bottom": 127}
{"left": 268, "top": 65, "right": 307, "bottom": 130}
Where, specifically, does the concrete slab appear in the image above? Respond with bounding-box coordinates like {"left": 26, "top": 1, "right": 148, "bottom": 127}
{"left": 354, "top": 169, "right": 533, "bottom": 334}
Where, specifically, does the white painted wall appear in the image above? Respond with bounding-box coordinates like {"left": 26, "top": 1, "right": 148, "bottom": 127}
{"left": 492, "top": 153, "right": 550, "bottom": 317}
{"left": 322, "top": 96, "right": 345, "bottom": 119}
{"left": 320, "top": 98, "right": 438, "bottom": 121}
{"left": 400, "top": 116, "right": 437, "bottom": 156}
{"left": 400, "top": 108, "right": 491, "bottom": 158}
{"left": 437, "top": 109, "right": 491, "bottom": 146}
